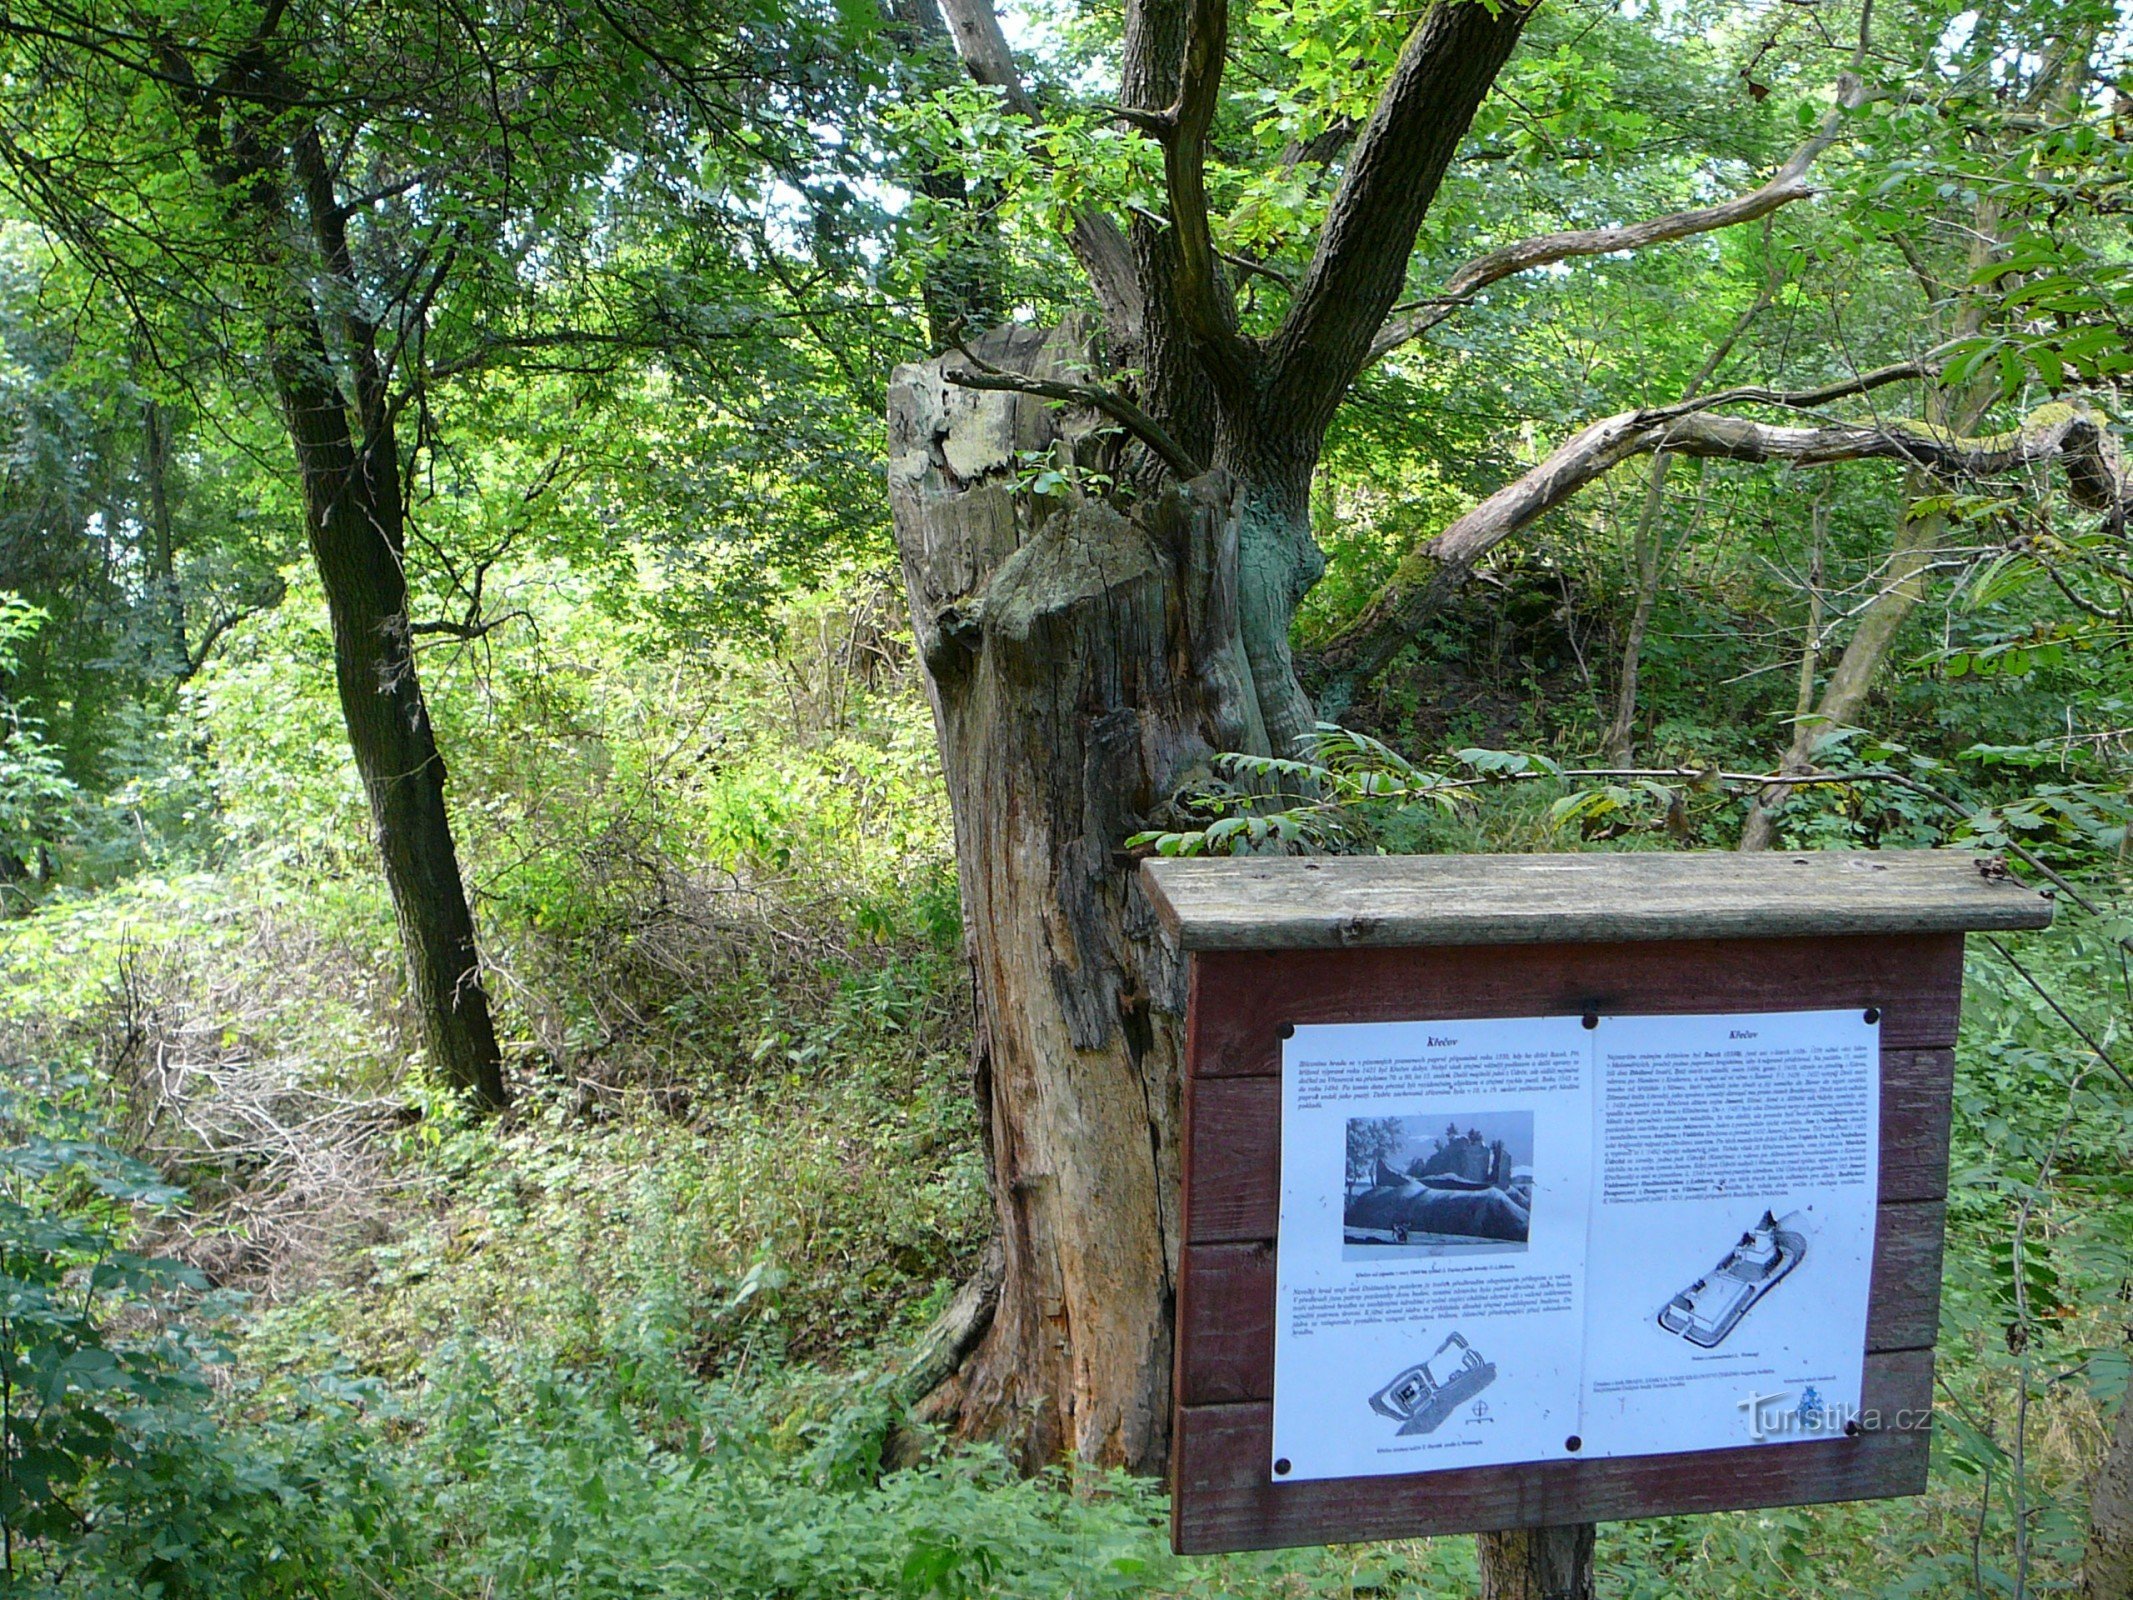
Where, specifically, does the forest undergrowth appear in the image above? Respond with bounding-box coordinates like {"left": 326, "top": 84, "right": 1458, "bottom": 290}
{"left": 0, "top": 564, "right": 2125, "bottom": 1599}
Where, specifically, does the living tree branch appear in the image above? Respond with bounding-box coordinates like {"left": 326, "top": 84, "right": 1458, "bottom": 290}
{"left": 1150, "top": 0, "right": 1253, "bottom": 385}
{"left": 1367, "top": 19, "right": 1877, "bottom": 365}
{"left": 1264, "top": 0, "right": 1537, "bottom": 437}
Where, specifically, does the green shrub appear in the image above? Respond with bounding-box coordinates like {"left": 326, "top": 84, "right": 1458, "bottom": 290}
{"left": 0, "top": 1075, "right": 412, "bottom": 1598}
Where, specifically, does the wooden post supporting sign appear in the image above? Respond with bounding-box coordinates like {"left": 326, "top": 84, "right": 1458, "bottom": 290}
{"left": 1142, "top": 850, "right": 2052, "bottom": 1568}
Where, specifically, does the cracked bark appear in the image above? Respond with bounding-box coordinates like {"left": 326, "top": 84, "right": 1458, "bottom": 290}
{"left": 889, "top": 325, "right": 1268, "bottom": 1467}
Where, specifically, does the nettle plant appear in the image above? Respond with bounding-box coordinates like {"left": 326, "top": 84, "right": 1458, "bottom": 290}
{"left": 1128, "top": 723, "right": 2133, "bottom": 859}
{"left": 0, "top": 1077, "right": 206, "bottom": 1576}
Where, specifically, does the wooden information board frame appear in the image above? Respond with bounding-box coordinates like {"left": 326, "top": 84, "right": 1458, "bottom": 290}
{"left": 1141, "top": 850, "right": 2054, "bottom": 1556}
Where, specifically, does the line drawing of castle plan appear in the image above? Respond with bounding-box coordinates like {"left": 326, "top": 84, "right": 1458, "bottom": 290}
{"left": 1368, "top": 1332, "right": 1498, "bottom": 1436}
{"left": 1656, "top": 1210, "right": 1805, "bottom": 1348}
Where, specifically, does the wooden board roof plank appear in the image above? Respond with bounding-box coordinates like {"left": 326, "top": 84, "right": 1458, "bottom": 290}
{"left": 1142, "top": 849, "right": 2053, "bottom": 951}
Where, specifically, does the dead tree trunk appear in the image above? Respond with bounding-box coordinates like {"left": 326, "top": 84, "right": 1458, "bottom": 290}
{"left": 888, "top": 325, "right": 1269, "bottom": 1466}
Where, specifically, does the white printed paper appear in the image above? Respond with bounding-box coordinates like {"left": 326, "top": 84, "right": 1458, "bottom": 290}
{"left": 1269, "top": 1007, "right": 1879, "bottom": 1482}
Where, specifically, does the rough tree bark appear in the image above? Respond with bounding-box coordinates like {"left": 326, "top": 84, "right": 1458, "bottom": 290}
{"left": 1479, "top": 1524, "right": 1597, "bottom": 1600}
{"left": 889, "top": 325, "right": 1265, "bottom": 1466}
{"left": 274, "top": 330, "right": 509, "bottom": 1113}
{"left": 2088, "top": 1392, "right": 2133, "bottom": 1600}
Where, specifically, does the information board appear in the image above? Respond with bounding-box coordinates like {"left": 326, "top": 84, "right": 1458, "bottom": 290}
{"left": 1144, "top": 850, "right": 2055, "bottom": 1556}
{"left": 1270, "top": 1009, "right": 1879, "bottom": 1483}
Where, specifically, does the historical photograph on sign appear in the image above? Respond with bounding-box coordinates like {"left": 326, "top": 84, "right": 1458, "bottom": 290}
{"left": 1343, "top": 1110, "right": 1534, "bottom": 1259}
{"left": 1274, "top": 1015, "right": 1593, "bottom": 1482}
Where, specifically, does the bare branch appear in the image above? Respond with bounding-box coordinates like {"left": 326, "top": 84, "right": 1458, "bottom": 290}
{"left": 943, "top": 345, "right": 1207, "bottom": 479}
{"left": 409, "top": 609, "right": 528, "bottom": 642}
{"left": 1310, "top": 397, "right": 2127, "bottom": 704}
{"left": 183, "top": 575, "right": 289, "bottom": 679}
{"left": 1653, "top": 344, "right": 1958, "bottom": 422}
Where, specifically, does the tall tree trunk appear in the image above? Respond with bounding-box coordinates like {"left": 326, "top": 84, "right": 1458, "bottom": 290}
{"left": 275, "top": 336, "right": 508, "bottom": 1111}
{"left": 2087, "top": 1390, "right": 2133, "bottom": 1600}
{"left": 1479, "top": 1525, "right": 1597, "bottom": 1600}
{"left": 889, "top": 326, "right": 1272, "bottom": 1467}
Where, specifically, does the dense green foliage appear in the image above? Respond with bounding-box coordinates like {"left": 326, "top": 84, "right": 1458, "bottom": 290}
{"left": 0, "top": 0, "right": 2126, "bottom": 1593}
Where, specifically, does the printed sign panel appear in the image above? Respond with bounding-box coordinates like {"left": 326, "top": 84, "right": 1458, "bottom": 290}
{"left": 1270, "top": 1010, "right": 1881, "bottom": 1483}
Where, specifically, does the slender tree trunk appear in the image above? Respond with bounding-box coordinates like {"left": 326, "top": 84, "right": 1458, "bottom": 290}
{"left": 274, "top": 336, "right": 508, "bottom": 1111}
{"left": 889, "top": 327, "right": 1272, "bottom": 1467}
{"left": 140, "top": 401, "right": 190, "bottom": 676}
{"left": 1479, "top": 1525, "right": 1597, "bottom": 1600}
{"left": 1600, "top": 452, "right": 1673, "bottom": 765}
{"left": 2087, "top": 1391, "right": 2133, "bottom": 1600}
{"left": 1738, "top": 478, "right": 1946, "bottom": 850}
{"left": 1792, "top": 499, "right": 1827, "bottom": 728}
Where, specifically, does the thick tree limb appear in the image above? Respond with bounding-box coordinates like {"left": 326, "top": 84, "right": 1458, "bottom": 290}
{"left": 1367, "top": 51, "right": 1875, "bottom": 365}
{"left": 1265, "top": 0, "right": 1537, "bottom": 436}
{"left": 934, "top": 0, "right": 1034, "bottom": 114}
{"left": 934, "top": 0, "right": 1143, "bottom": 339}
{"left": 1310, "top": 398, "right": 2127, "bottom": 704}
{"left": 1278, "top": 116, "right": 1356, "bottom": 175}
